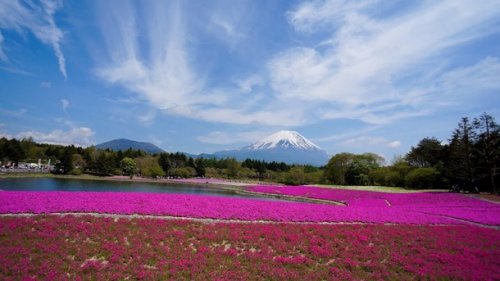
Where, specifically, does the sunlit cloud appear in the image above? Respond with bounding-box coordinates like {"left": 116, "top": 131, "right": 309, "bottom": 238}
{"left": 17, "top": 127, "right": 95, "bottom": 147}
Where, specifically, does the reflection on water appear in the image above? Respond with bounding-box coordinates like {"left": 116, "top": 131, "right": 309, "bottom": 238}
{"left": 0, "top": 178, "right": 268, "bottom": 200}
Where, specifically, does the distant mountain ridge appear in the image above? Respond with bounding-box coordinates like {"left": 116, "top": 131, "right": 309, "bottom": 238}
{"left": 95, "top": 139, "right": 164, "bottom": 154}
{"left": 212, "top": 130, "right": 330, "bottom": 166}
{"left": 96, "top": 131, "right": 330, "bottom": 166}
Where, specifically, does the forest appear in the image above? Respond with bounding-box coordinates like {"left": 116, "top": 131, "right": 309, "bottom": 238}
{"left": 1, "top": 113, "right": 498, "bottom": 193}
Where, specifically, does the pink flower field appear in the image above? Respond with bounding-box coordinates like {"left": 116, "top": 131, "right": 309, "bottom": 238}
{"left": 1, "top": 186, "right": 499, "bottom": 280}
{"left": 1, "top": 215, "right": 499, "bottom": 280}
{"left": 2, "top": 189, "right": 499, "bottom": 225}
{"left": 249, "top": 185, "right": 500, "bottom": 226}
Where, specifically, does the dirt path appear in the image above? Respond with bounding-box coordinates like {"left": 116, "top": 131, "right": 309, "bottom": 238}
{"left": 2, "top": 212, "right": 495, "bottom": 229}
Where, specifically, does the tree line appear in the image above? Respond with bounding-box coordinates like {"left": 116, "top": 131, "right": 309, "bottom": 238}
{"left": 1, "top": 113, "right": 498, "bottom": 193}
{"left": 323, "top": 113, "right": 499, "bottom": 193}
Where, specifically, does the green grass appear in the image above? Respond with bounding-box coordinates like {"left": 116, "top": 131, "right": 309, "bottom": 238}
{"left": 310, "top": 184, "right": 448, "bottom": 193}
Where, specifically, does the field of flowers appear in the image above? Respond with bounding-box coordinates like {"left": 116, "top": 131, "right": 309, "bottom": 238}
{"left": 1, "top": 190, "right": 495, "bottom": 225}
{"left": 1, "top": 185, "right": 499, "bottom": 280}
{"left": 249, "top": 185, "right": 500, "bottom": 226}
{"left": 1, "top": 215, "right": 499, "bottom": 280}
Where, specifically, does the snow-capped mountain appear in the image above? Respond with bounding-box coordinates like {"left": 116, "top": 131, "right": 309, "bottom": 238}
{"left": 244, "top": 130, "right": 321, "bottom": 151}
{"left": 212, "top": 130, "right": 330, "bottom": 166}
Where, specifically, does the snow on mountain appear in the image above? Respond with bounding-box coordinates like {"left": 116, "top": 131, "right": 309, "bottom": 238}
{"left": 212, "top": 130, "right": 330, "bottom": 166}
{"left": 245, "top": 130, "right": 321, "bottom": 150}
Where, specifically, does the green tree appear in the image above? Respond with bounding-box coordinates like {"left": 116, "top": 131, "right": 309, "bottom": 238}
{"left": 144, "top": 164, "right": 165, "bottom": 178}
{"left": 226, "top": 158, "right": 240, "bottom": 178}
{"left": 70, "top": 153, "right": 86, "bottom": 175}
{"left": 473, "top": 113, "right": 499, "bottom": 194}
{"left": 281, "top": 167, "right": 306, "bottom": 185}
{"left": 194, "top": 158, "right": 206, "bottom": 177}
{"left": 405, "top": 168, "right": 439, "bottom": 189}
{"left": 171, "top": 167, "right": 196, "bottom": 178}
{"left": 158, "top": 153, "right": 172, "bottom": 176}
{"left": 54, "top": 148, "right": 74, "bottom": 174}
{"left": 94, "top": 152, "right": 115, "bottom": 175}
{"left": 120, "top": 157, "right": 137, "bottom": 179}
{"left": 406, "top": 137, "right": 444, "bottom": 168}
{"left": 447, "top": 117, "right": 476, "bottom": 192}
{"left": 324, "top": 153, "right": 355, "bottom": 185}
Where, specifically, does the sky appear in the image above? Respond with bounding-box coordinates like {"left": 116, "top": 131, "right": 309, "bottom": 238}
{"left": 1, "top": 0, "right": 499, "bottom": 162}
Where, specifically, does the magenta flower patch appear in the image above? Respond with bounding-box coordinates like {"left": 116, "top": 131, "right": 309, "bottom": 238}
{"left": 1, "top": 188, "right": 499, "bottom": 226}
{"left": 249, "top": 185, "right": 500, "bottom": 226}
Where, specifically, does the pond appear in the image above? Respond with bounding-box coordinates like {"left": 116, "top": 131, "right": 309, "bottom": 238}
{"left": 0, "top": 178, "right": 274, "bottom": 201}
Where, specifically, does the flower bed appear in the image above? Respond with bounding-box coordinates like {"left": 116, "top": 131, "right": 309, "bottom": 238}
{"left": 249, "top": 185, "right": 500, "bottom": 226}
{"left": 1, "top": 215, "right": 498, "bottom": 280}
{"left": 0, "top": 191, "right": 474, "bottom": 225}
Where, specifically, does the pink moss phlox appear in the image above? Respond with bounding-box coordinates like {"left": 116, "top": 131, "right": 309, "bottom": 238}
{"left": 249, "top": 185, "right": 500, "bottom": 225}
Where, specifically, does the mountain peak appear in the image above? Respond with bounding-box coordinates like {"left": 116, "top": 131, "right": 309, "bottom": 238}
{"left": 95, "top": 139, "right": 164, "bottom": 154}
{"left": 245, "top": 130, "right": 321, "bottom": 151}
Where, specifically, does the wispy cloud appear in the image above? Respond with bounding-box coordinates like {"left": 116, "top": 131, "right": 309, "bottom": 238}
{"left": 0, "top": 66, "right": 35, "bottom": 76}
{"left": 94, "top": 1, "right": 306, "bottom": 127}
{"left": 270, "top": 0, "right": 500, "bottom": 124}
{"left": 61, "top": 99, "right": 69, "bottom": 113}
{"left": 0, "top": 0, "right": 67, "bottom": 78}
{"left": 210, "top": 17, "right": 245, "bottom": 41}
{"left": 96, "top": 1, "right": 203, "bottom": 115}
{"left": 93, "top": 0, "right": 499, "bottom": 130}
{"left": 0, "top": 108, "right": 27, "bottom": 117}
{"left": 235, "top": 75, "right": 263, "bottom": 94}
{"left": 0, "top": 31, "right": 6, "bottom": 61}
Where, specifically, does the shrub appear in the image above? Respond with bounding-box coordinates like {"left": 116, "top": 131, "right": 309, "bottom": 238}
{"left": 405, "top": 168, "right": 439, "bottom": 189}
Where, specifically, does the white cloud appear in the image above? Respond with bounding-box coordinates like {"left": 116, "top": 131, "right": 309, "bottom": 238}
{"left": 0, "top": 108, "right": 27, "bottom": 117}
{"left": 441, "top": 57, "right": 500, "bottom": 93}
{"left": 387, "top": 141, "right": 401, "bottom": 148}
{"left": 211, "top": 17, "right": 245, "bottom": 41}
{"left": 94, "top": 1, "right": 307, "bottom": 127}
{"left": 16, "top": 127, "right": 95, "bottom": 147}
{"left": 269, "top": 0, "right": 500, "bottom": 124}
{"left": 93, "top": 1, "right": 500, "bottom": 129}
{"left": 96, "top": 1, "right": 205, "bottom": 114}
{"left": 0, "top": 31, "right": 6, "bottom": 61}
{"left": 341, "top": 136, "right": 401, "bottom": 149}
{"left": 137, "top": 110, "right": 156, "bottom": 124}
{"left": 61, "top": 99, "right": 69, "bottom": 113}
{"left": 0, "top": 0, "right": 67, "bottom": 78}
{"left": 205, "top": 1, "right": 250, "bottom": 48}
{"left": 287, "top": 0, "right": 375, "bottom": 32}
{"left": 235, "top": 75, "right": 263, "bottom": 93}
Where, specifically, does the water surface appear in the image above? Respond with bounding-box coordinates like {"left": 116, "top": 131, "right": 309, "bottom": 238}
{"left": 0, "top": 178, "right": 272, "bottom": 200}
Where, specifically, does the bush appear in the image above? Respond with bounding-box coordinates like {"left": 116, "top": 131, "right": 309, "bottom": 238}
{"left": 280, "top": 167, "right": 306, "bottom": 186}
{"left": 171, "top": 167, "right": 196, "bottom": 178}
{"left": 70, "top": 168, "right": 82, "bottom": 175}
{"left": 385, "top": 171, "right": 403, "bottom": 187}
{"left": 142, "top": 164, "right": 165, "bottom": 178}
{"left": 405, "top": 168, "right": 439, "bottom": 189}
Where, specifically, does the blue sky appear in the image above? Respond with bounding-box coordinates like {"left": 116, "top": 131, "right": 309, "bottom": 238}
{"left": 1, "top": 0, "right": 499, "bottom": 162}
